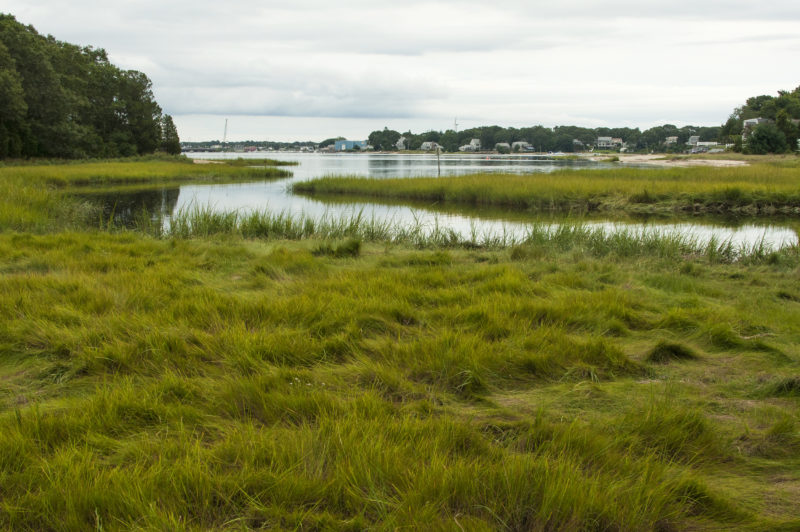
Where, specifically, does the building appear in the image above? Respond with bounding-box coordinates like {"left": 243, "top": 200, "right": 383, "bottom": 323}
{"left": 686, "top": 136, "right": 700, "bottom": 146}
{"left": 420, "top": 141, "right": 441, "bottom": 151}
{"left": 495, "top": 142, "right": 511, "bottom": 153}
{"left": 742, "top": 117, "right": 773, "bottom": 141}
{"left": 513, "top": 141, "right": 533, "bottom": 152}
{"left": 664, "top": 136, "right": 678, "bottom": 145}
{"left": 458, "top": 139, "right": 482, "bottom": 152}
{"left": 396, "top": 137, "right": 406, "bottom": 150}
{"left": 334, "top": 140, "right": 368, "bottom": 151}
{"left": 596, "top": 137, "right": 622, "bottom": 149}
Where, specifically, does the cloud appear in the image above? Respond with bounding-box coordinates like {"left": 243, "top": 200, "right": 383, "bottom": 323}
{"left": 4, "top": 0, "right": 800, "bottom": 140}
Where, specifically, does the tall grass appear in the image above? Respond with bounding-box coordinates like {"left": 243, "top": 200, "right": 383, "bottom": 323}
{"left": 161, "top": 204, "right": 798, "bottom": 262}
{"left": 0, "top": 159, "right": 291, "bottom": 232}
{"left": 293, "top": 165, "right": 800, "bottom": 215}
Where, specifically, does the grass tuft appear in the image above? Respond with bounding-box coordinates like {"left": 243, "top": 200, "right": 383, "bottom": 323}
{"left": 646, "top": 341, "right": 700, "bottom": 363}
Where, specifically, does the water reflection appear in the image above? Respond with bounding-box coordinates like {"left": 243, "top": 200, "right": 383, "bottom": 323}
{"left": 77, "top": 187, "right": 180, "bottom": 228}
{"left": 77, "top": 152, "right": 798, "bottom": 250}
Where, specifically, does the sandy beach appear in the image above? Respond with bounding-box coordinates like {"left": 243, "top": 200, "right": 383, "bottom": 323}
{"left": 613, "top": 154, "right": 748, "bottom": 167}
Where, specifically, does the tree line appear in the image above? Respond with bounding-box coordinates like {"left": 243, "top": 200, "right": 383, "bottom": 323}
{"left": 719, "top": 86, "right": 800, "bottom": 154}
{"left": 367, "top": 87, "right": 800, "bottom": 154}
{"left": 0, "top": 14, "right": 179, "bottom": 159}
{"left": 367, "top": 124, "right": 721, "bottom": 153}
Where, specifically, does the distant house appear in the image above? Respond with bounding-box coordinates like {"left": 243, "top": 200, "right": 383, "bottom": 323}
{"left": 686, "top": 136, "right": 700, "bottom": 146}
{"left": 696, "top": 141, "right": 718, "bottom": 148}
{"left": 513, "top": 141, "right": 532, "bottom": 152}
{"left": 396, "top": 137, "right": 406, "bottom": 150}
{"left": 420, "top": 141, "right": 441, "bottom": 151}
{"left": 334, "top": 140, "right": 368, "bottom": 151}
{"left": 495, "top": 142, "right": 511, "bottom": 153}
{"left": 664, "top": 136, "right": 678, "bottom": 145}
{"left": 458, "top": 139, "right": 482, "bottom": 152}
{"left": 596, "top": 137, "right": 622, "bottom": 149}
{"left": 742, "top": 117, "right": 773, "bottom": 141}
{"left": 571, "top": 139, "right": 584, "bottom": 151}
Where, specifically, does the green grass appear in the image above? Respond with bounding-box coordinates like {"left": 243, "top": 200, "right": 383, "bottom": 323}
{"left": 293, "top": 163, "right": 800, "bottom": 215}
{"left": 1, "top": 160, "right": 799, "bottom": 529}
{"left": 1, "top": 232, "right": 799, "bottom": 529}
{"left": 207, "top": 157, "right": 298, "bottom": 166}
{"left": 0, "top": 159, "right": 291, "bottom": 232}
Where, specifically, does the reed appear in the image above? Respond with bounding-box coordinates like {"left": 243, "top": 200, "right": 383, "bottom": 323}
{"left": 293, "top": 165, "right": 800, "bottom": 215}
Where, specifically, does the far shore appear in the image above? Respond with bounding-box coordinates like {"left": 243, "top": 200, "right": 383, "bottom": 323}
{"left": 191, "top": 151, "right": 750, "bottom": 168}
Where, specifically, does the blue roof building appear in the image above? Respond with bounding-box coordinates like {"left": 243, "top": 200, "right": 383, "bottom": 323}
{"left": 334, "top": 140, "right": 368, "bottom": 151}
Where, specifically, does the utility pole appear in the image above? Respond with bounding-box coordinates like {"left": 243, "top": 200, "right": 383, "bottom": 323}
{"left": 454, "top": 117, "right": 459, "bottom": 134}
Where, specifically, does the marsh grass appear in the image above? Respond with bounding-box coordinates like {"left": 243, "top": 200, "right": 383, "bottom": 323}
{"left": 1, "top": 230, "right": 799, "bottom": 529}
{"left": 0, "top": 159, "right": 291, "bottom": 233}
{"left": 1, "top": 160, "right": 800, "bottom": 529}
{"left": 646, "top": 341, "right": 700, "bottom": 363}
{"left": 293, "top": 165, "right": 800, "bottom": 215}
{"left": 160, "top": 204, "right": 798, "bottom": 264}
{"left": 208, "top": 157, "right": 298, "bottom": 166}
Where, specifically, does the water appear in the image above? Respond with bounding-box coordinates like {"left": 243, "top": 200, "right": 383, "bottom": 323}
{"left": 87, "top": 152, "right": 799, "bottom": 250}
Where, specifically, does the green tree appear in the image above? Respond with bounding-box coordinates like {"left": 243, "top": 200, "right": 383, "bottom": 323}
{"left": 745, "top": 123, "right": 789, "bottom": 154}
{"left": 160, "top": 114, "right": 181, "bottom": 154}
{"left": 775, "top": 110, "right": 798, "bottom": 151}
{"left": 0, "top": 40, "right": 27, "bottom": 157}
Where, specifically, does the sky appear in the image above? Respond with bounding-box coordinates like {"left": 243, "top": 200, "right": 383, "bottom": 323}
{"left": 5, "top": 1, "right": 800, "bottom": 141}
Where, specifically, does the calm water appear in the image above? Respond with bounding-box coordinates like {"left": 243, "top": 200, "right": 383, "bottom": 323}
{"left": 89, "top": 152, "right": 799, "bottom": 250}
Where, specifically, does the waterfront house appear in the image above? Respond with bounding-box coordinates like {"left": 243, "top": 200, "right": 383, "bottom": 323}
{"left": 742, "top": 117, "right": 773, "bottom": 141}
{"left": 664, "top": 136, "right": 678, "bottom": 145}
{"left": 334, "top": 140, "right": 369, "bottom": 151}
{"left": 513, "top": 141, "right": 533, "bottom": 152}
{"left": 420, "top": 141, "right": 441, "bottom": 151}
{"left": 596, "top": 137, "right": 622, "bottom": 149}
{"left": 458, "top": 139, "right": 483, "bottom": 152}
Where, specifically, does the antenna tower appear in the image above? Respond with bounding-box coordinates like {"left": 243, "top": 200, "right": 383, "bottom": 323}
{"left": 454, "top": 117, "right": 459, "bottom": 133}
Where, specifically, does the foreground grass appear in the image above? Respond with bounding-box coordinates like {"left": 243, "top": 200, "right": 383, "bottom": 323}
{"left": 293, "top": 163, "right": 800, "bottom": 215}
{"left": 0, "top": 159, "right": 291, "bottom": 232}
{"left": 1, "top": 231, "right": 799, "bottom": 530}
{"left": 1, "top": 159, "right": 799, "bottom": 529}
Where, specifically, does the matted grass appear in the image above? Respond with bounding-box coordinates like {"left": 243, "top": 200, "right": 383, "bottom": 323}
{"left": 1, "top": 159, "right": 799, "bottom": 529}
{"left": 0, "top": 232, "right": 799, "bottom": 530}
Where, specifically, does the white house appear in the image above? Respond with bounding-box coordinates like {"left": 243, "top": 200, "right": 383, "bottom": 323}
{"left": 596, "top": 136, "right": 622, "bottom": 149}
{"left": 420, "top": 141, "right": 441, "bottom": 151}
{"left": 512, "top": 141, "right": 532, "bottom": 152}
{"left": 459, "top": 139, "right": 482, "bottom": 152}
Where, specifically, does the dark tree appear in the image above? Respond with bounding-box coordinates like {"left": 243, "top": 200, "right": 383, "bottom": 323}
{"left": 746, "top": 123, "right": 789, "bottom": 154}
{"left": 0, "top": 13, "right": 171, "bottom": 159}
{"left": 160, "top": 114, "right": 181, "bottom": 154}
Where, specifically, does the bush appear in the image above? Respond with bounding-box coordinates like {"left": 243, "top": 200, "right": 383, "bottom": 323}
{"left": 746, "top": 123, "right": 789, "bottom": 154}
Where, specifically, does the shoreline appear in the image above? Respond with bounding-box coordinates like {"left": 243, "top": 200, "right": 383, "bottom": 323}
{"left": 190, "top": 151, "right": 750, "bottom": 168}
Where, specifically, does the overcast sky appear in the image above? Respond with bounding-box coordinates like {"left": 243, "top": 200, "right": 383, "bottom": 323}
{"left": 5, "top": 1, "right": 800, "bottom": 141}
